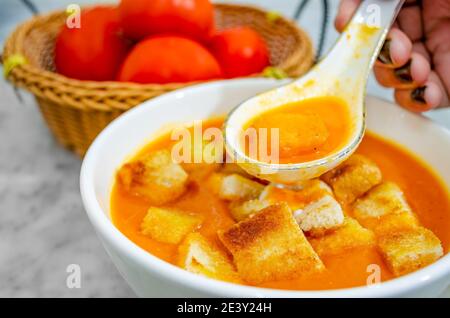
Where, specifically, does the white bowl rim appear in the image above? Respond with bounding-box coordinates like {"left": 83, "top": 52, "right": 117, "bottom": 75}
{"left": 80, "top": 78, "right": 450, "bottom": 298}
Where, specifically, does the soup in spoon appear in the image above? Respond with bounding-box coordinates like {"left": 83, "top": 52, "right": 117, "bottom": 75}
{"left": 243, "top": 96, "right": 352, "bottom": 164}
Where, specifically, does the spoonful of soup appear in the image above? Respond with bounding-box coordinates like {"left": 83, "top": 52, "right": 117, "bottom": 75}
{"left": 224, "top": 0, "right": 405, "bottom": 186}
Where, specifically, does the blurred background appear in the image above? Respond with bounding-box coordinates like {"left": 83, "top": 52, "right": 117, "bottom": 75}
{"left": 0, "top": 0, "right": 449, "bottom": 297}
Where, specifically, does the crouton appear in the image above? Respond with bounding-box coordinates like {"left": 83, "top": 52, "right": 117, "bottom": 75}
{"left": 229, "top": 199, "right": 270, "bottom": 222}
{"left": 378, "top": 227, "right": 443, "bottom": 276}
{"left": 206, "top": 172, "right": 225, "bottom": 195}
{"left": 220, "top": 163, "right": 253, "bottom": 178}
{"left": 362, "top": 212, "right": 419, "bottom": 236}
{"left": 309, "top": 218, "right": 375, "bottom": 257}
{"left": 182, "top": 162, "right": 221, "bottom": 176}
{"left": 216, "top": 174, "right": 265, "bottom": 201}
{"left": 184, "top": 163, "right": 221, "bottom": 186}
{"left": 294, "top": 195, "right": 344, "bottom": 235}
{"left": 259, "top": 179, "right": 333, "bottom": 211}
{"left": 321, "top": 154, "right": 382, "bottom": 204}
{"left": 353, "top": 182, "right": 418, "bottom": 233}
{"left": 353, "top": 182, "right": 413, "bottom": 219}
{"left": 175, "top": 135, "right": 224, "bottom": 172}
{"left": 141, "top": 207, "right": 203, "bottom": 244}
{"left": 118, "top": 150, "right": 188, "bottom": 205}
{"left": 179, "top": 139, "right": 222, "bottom": 177}
{"left": 218, "top": 203, "right": 324, "bottom": 284}
{"left": 177, "top": 233, "right": 241, "bottom": 283}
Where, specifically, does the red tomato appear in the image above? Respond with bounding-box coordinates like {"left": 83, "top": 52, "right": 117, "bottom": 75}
{"left": 210, "top": 27, "right": 270, "bottom": 78}
{"left": 117, "top": 36, "right": 222, "bottom": 84}
{"left": 119, "top": 0, "right": 214, "bottom": 42}
{"left": 55, "top": 7, "right": 130, "bottom": 81}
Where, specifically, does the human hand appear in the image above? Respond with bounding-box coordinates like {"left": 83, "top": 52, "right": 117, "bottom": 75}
{"left": 335, "top": 0, "right": 450, "bottom": 112}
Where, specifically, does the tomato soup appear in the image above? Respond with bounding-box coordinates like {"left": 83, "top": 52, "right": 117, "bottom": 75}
{"left": 111, "top": 117, "right": 450, "bottom": 290}
{"left": 243, "top": 97, "right": 352, "bottom": 164}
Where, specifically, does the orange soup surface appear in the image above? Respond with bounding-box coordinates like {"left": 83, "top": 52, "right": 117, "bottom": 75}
{"left": 243, "top": 96, "right": 352, "bottom": 164}
{"left": 111, "top": 117, "right": 450, "bottom": 291}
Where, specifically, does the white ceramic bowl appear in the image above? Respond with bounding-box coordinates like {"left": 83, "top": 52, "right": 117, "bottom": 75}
{"left": 80, "top": 78, "right": 450, "bottom": 297}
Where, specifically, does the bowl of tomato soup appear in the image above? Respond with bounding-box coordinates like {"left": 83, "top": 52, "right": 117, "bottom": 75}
{"left": 80, "top": 78, "right": 450, "bottom": 297}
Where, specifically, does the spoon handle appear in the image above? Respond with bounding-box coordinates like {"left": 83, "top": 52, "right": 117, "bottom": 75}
{"left": 349, "top": 0, "right": 405, "bottom": 69}
{"left": 316, "top": 0, "right": 405, "bottom": 81}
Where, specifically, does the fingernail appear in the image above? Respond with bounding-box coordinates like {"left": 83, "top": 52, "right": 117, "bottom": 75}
{"left": 411, "top": 86, "right": 427, "bottom": 104}
{"left": 378, "top": 40, "right": 392, "bottom": 64}
{"left": 394, "top": 60, "right": 413, "bottom": 83}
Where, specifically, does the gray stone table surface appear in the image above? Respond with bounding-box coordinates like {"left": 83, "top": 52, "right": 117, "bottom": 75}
{"left": 0, "top": 0, "right": 449, "bottom": 297}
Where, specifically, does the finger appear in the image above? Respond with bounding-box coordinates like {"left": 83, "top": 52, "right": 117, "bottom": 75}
{"left": 376, "top": 28, "right": 413, "bottom": 68}
{"left": 374, "top": 52, "right": 430, "bottom": 89}
{"left": 412, "top": 42, "right": 431, "bottom": 63}
{"left": 394, "top": 72, "right": 449, "bottom": 112}
{"left": 428, "top": 71, "right": 450, "bottom": 108}
{"left": 335, "top": 0, "right": 362, "bottom": 32}
{"left": 396, "top": 0, "right": 424, "bottom": 42}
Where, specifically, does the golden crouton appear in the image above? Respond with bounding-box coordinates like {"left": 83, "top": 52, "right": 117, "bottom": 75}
{"left": 362, "top": 212, "right": 419, "bottom": 236}
{"left": 310, "top": 218, "right": 375, "bottom": 257}
{"left": 182, "top": 162, "right": 221, "bottom": 177}
{"left": 260, "top": 179, "right": 333, "bottom": 211}
{"left": 177, "top": 233, "right": 241, "bottom": 283}
{"left": 294, "top": 195, "right": 344, "bottom": 235}
{"left": 179, "top": 139, "right": 221, "bottom": 177}
{"left": 321, "top": 154, "right": 382, "bottom": 204}
{"left": 220, "top": 163, "right": 253, "bottom": 178}
{"left": 141, "top": 207, "right": 203, "bottom": 244}
{"left": 218, "top": 203, "right": 324, "bottom": 284}
{"left": 175, "top": 135, "right": 224, "bottom": 173}
{"left": 353, "top": 182, "right": 413, "bottom": 219}
{"left": 378, "top": 227, "right": 443, "bottom": 276}
{"left": 206, "top": 172, "right": 225, "bottom": 195}
{"left": 217, "top": 174, "right": 265, "bottom": 201}
{"left": 229, "top": 199, "right": 270, "bottom": 222}
{"left": 118, "top": 150, "right": 188, "bottom": 205}
{"left": 353, "top": 182, "right": 418, "bottom": 233}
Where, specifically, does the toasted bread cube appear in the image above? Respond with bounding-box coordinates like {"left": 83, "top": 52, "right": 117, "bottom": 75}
{"left": 141, "top": 207, "right": 203, "bottom": 244}
{"left": 229, "top": 199, "right": 270, "bottom": 222}
{"left": 177, "top": 135, "right": 224, "bottom": 172}
{"left": 177, "top": 233, "right": 241, "bottom": 283}
{"left": 260, "top": 180, "right": 341, "bottom": 235}
{"left": 118, "top": 150, "right": 188, "bottom": 205}
{"left": 378, "top": 227, "right": 443, "bottom": 276}
{"left": 220, "top": 163, "right": 253, "bottom": 178}
{"left": 362, "top": 212, "right": 419, "bottom": 236}
{"left": 218, "top": 203, "right": 324, "bottom": 284}
{"left": 183, "top": 162, "right": 221, "bottom": 185}
{"left": 260, "top": 179, "right": 333, "bottom": 211}
{"left": 182, "top": 162, "right": 221, "bottom": 176}
{"left": 179, "top": 140, "right": 221, "bottom": 176}
{"left": 207, "top": 173, "right": 264, "bottom": 201}
{"left": 353, "top": 182, "right": 413, "bottom": 219}
{"left": 218, "top": 174, "right": 264, "bottom": 201}
{"left": 310, "top": 218, "right": 375, "bottom": 257}
{"left": 353, "top": 182, "right": 418, "bottom": 233}
{"left": 321, "top": 154, "right": 382, "bottom": 204}
{"left": 294, "top": 195, "right": 344, "bottom": 235}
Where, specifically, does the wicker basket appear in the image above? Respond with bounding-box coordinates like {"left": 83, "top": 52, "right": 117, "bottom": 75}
{"left": 3, "top": 4, "right": 313, "bottom": 156}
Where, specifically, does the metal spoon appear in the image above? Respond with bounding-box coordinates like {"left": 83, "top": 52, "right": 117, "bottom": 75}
{"left": 224, "top": 0, "right": 405, "bottom": 186}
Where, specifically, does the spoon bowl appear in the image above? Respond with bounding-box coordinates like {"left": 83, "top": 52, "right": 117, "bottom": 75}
{"left": 224, "top": 0, "right": 405, "bottom": 186}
